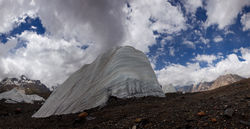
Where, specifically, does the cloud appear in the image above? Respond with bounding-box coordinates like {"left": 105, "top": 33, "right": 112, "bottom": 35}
{"left": 157, "top": 47, "right": 250, "bottom": 87}
{"left": 182, "top": 0, "right": 202, "bottom": 14}
{"left": 0, "top": 0, "right": 188, "bottom": 87}
{"left": 36, "top": 0, "right": 127, "bottom": 52}
{"left": 183, "top": 40, "right": 196, "bottom": 49}
{"left": 193, "top": 54, "right": 218, "bottom": 64}
{"left": 0, "top": 0, "right": 128, "bottom": 51}
{"left": 200, "top": 37, "right": 210, "bottom": 44}
{"left": 0, "top": 0, "right": 36, "bottom": 33}
{"left": 0, "top": 0, "right": 130, "bottom": 87}
{"left": 0, "top": 38, "right": 18, "bottom": 56}
{"left": 213, "top": 36, "right": 223, "bottom": 42}
{"left": 205, "top": 0, "right": 250, "bottom": 29}
{"left": 169, "top": 47, "right": 175, "bottom": 56}
{"left": 0, "top": 31, "right": 99, "bottom": 87}
{"left": 123, "top": 0, "right": 186, "bottom": 52}
{"left": 31, "top": 26, "right": 37, "bottom": 30}
{"left": 241, "top": 12, "right": 250, "bottom": 31}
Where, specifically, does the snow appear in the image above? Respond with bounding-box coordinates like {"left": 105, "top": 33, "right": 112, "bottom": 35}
{"left": 0, "top": 75, "right": 49, "bottom": 88}
{"left": 162, "top": 84, "right": 176, "bottom": 93}
{"left": 5, "top": 99, "right": 17, "bottom": 104}
{"left": 33, "top": 46, "right": 165, "bottom": 118}
{"left": 20, "top": 75, "right": 28, "bottom": 80}
{"left": 0, "top": 88, "right": 45, "bottom": 104}
{"left": 2, "top": 79, "right": 17, "bottom": 85}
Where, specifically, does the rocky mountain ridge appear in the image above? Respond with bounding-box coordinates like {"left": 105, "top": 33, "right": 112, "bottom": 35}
{"left": 0, "top": 75, "right": 50, "bottom": 97}
{"left": 177, "top": 74, "right": 244, "bottom": 93}
{"left": 209, "top": 74, "right": 244, "bottom": 90}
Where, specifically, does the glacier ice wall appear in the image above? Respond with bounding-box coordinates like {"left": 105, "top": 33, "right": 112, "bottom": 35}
{"left": 33, "top": 46, "right": 165, "bottom": 118}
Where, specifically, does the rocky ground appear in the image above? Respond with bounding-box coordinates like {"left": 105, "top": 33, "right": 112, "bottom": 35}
{"left": 0, "top": 78, "right": 250, "bottom": 129}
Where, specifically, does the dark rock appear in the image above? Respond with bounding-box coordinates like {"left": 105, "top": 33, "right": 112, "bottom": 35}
{"left": 185, "top": 124, "right": 192, "bottom": 129}
{"left": 239, "top": 120, "right": 250, "bottom": 126}
{"left": 86, "top": 116, "right": 95, "bottom": 121}
{"left": 14, "top": 108, "right": 22, "bottom": 114}
{"left": 134, "top": 118, "right": 142, "bottom": 123}
{"left": 0, "top": 112, "right": 9, "bottom": 117}
{"left": 135, "top": 118, "right": 150, "bottom": 128}
{"left": 73, "top": 117, "right": 86, "bottom": 125}
{"left": 203, "top": 123, "right": 208, "bottom": 127}
{"left": 139, "top": 119, "right": 150, "bottom": 126}
{"left": 73, "top": 112, "right": 88, "bottom": 125}
{"left": 186, "top": 118, "right": 194, "bottom": 122}
{"left": 224, "top": 108, "right": 234, "bottom": 118}
{"left": 92, "top": 126, "right": 100, "bottom": 129}
{"left": 245, "top": 95, "right": 250, "bottom": 100}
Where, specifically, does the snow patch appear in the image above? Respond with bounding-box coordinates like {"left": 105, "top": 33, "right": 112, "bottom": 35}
{"left": 0, "top": 88, "right": 45, "bottom": 104}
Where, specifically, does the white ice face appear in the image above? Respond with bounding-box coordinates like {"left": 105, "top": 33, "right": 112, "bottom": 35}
{"left": 0, "top": 88, "right": 44, "bottom": 104}
{"left": 33, "top": 46, "right": 165, "bottom": 118}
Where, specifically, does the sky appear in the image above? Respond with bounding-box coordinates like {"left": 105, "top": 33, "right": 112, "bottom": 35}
{"left": 0, "top": 0, "right": 250, "bottom": 88}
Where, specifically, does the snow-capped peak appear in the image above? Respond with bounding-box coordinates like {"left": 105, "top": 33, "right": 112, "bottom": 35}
{"left": 0, "top": 75, "right": 44, "bottom": 86}
{"left": 20, "top": 75, "right": 28, "bottom": 80}
{"left": 0, "top": 75, "right": 51, "bottom": 96}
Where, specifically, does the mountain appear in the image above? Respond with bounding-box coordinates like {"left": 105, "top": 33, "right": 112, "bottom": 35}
{"left": 209, "top": 74, "right": 244, "bottom": 90}
{"left": 0, "top": 75, "right": 50, "bottom": 97}
{"left": 175, "top": 85, "right": 193, "bottom": 93}
{"left": 192, "top": 74, "right": 244, "bottom": 92}
{"left": 33, "top": 46, "right": 165, "bottom": 118}
{"left": 192, "top": 81, "right": 213, "bottom": 92}
{"left": 0, "top": 88, "right": 45, "bottom": 104}
{"left": 177, "top": 74, "right": 245, "bottom": 93}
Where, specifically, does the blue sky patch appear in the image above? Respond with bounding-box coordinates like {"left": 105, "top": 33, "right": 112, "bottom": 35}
{"left": 0, "top": 16, "right": 45, "bottom": 44}
{"left": 148, "top": 4, "right": 250, "bottom": 70}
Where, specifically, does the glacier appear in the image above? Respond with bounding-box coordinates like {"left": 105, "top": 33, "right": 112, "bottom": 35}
{"left": 33, "top": 46, "right": 165, "bottom": 118}
{"left": 162, "top": 84, "right": 176, "bottom": 93}
{"left": 0, "top": 88, "right": 45, "bottom": 104}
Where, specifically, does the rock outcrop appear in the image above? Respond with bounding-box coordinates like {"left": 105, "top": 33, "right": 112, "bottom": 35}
{"left": 0, "top": 75, "right": 50, "bottom": 97}
{"left": 176, "top": 74, "right": 244, "bottom": 93}
{"left": 209, "top": 74, "right": 244, "bottom": 90}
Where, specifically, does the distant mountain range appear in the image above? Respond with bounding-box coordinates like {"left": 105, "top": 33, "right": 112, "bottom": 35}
{"left": 0, "top": 75, "right": 50, "bottom": 97}
{"left": 176, "top": 74, "right": 245, "bottom": 93}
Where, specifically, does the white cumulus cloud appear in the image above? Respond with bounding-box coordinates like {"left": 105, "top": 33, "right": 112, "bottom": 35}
{"left": 0, "top": 0, "right": 187, "bottom": 87}
{"left": 193, "top": 54, "right": 218, "bottom": 64}
{"left": 182, "top": 0, "right": 203, "bottom": 14}
{"left": 213, "top": 36, "right": 223, "bottom": 43}
{"left": 205, "top": 0, "right": 250, "bottom": 29}
{"left": 157, "top": 47, "right": 250, "bottom": 87}
{"left": 0, "top": 31, "right": 97, "bottom": 87}
{"left": 241, "top": 12, "right": 250, "bottom": 31}
{"left": 183, "top": 40, "right": 196, "bottom": 49}
{"left": 123, "top": 0, "right": 186, "bottom": 52}
{"left": 0, "top": 0, "right": 36, "bottom": 33}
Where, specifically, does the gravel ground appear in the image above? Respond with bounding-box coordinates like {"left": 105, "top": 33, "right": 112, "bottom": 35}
{"left": 0, "top": 78, "right": 250, "bottom": 129}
